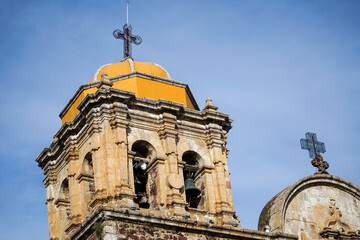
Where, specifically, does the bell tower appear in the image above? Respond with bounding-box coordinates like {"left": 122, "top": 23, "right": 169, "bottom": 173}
{"left": 36, "top": 58, "right": 247, "bottom": 239}
{"left": 36, "top": 9, "right": 297, "bottom": 239}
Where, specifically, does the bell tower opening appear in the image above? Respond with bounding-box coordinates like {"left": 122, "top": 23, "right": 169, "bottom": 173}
{"left": 59, "top": 178, "right": 70, "bottom": 201}
{"left": 82, "top": 152, "right": 95, "bottom": 194}
{"left": 182, "top": 151, "right": 202, "bottom": 208}
{"left": 83, "top": 153, "right": 94, "bottom": 176}
{"left": 131, "top": 140, "right": 155, "bottom": 209}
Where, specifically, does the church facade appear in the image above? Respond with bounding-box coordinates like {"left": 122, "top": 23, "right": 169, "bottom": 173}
{"left": 36, "top": 28, "right": 360, "bottom": 240}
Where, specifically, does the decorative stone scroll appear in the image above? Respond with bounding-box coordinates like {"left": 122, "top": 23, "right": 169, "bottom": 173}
{"left": 311, "top": 154, "right": 329, "bottom": 174}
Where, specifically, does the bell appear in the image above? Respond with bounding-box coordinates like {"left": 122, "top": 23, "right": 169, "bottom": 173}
{"left": 185, "top": 178, "right": 201, "bottom": 198}
{"left": 138, "top": 195, "right": 150, "bottom": 209}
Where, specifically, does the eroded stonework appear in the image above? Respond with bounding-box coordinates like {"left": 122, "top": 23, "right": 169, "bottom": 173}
{"left": 36, "top": 85, "right": 297, "bottom": 240}
{"left": 259, "top": 174, "right": 360, "bottom": 240}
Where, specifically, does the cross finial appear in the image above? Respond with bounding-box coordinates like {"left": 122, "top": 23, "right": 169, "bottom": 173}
{"left": 300, "top": 132, "right": 329, "bottom": 174}
{"left": 113, "top": 0, "right": 142, "bottom": 59}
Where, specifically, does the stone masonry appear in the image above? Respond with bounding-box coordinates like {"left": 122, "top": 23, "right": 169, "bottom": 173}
{"left": 36, "top": 83, "right": 297, "bottom": 240}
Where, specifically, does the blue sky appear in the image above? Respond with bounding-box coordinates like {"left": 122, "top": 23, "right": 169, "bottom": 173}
{"left": 0, "top": 1, "right": 359, "bottom": 239}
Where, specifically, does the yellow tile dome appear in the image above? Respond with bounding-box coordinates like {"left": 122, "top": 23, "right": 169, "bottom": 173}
{"left": 60, "top": 58, "right": 198, "bottom": 124}
{"left": 90, "top": 58, "right": 171, "bottom": 82}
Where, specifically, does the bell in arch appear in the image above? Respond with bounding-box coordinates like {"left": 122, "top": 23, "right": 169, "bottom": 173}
{"left": 185, "top": 178, "right": 201, "bottom": 198}
{"left": 138, "top": 194, "right": 150, "bottom": 209}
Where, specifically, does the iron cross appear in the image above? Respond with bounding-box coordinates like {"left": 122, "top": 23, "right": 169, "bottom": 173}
{"left": 113, "top": 24, "right": 142, "bottom": 59}
{"left": 300, "top": 132, "right": 326, "bottom": 159}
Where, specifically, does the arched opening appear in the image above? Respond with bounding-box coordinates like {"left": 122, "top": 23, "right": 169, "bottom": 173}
{"left": 131, "top": 141, "right": 156, "bottom": 209}
{"left": 83, "top": 152, "right": 94, "bottom": 176}
{"left": 82, "top": 152, "right": 95, "bottom": 193}
{"left": 131, "top": 140, "right": 156, "bottom": 159}
{"left": 182, "top": 151, "right": 201, "bottom": 208}
{"left": 59, "top": 178, "right": 70, "bottom": 201}
{"left": 57, "top": 178, "right": 71, "bottom": 238}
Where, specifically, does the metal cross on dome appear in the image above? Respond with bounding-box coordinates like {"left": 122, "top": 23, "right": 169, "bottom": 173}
{"left": 113, "top": 24, "right": 142, "bottom": 59}
{"left": 300, "top": 132, "right": 329, "bottom": 174}
{"left": 300, "top": 132, "right": 326, "bottom": 159}
{"left": 113, "top": 0, "right": 142, "bottom": 59}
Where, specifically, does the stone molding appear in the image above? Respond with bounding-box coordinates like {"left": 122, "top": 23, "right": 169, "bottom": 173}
{"left": 36, "top": 88, "right": 232, "bottom": 170}
{"left": 320, "top": 228, "right": 360, "bottom": 239}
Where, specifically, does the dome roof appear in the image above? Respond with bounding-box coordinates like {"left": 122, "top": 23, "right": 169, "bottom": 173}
{"left": 258, "top": 174, "right": 360, "bottom": 239}
{"left": 90, "top": 58, "right": 171, "bottom": 82}
{"left": 60, "top": 58, "right": 199, "bottom": 124}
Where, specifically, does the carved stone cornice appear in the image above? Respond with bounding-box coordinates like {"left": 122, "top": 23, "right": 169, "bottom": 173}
{"left": 55, "top": 198, "right": 70, "bottom": 208}
{"left": 320, "top": 228, "right": 360, "bottom": 239}
{"left": 146, "top": 156, "right": 166, "bottom": 173}
{"left": 194, "top": 166, "right": 215, "bottom": 180}
{"left": 64, "top": 149, "right": 79, "bottom": 163}
{"left": 109, "top": 104, "right": 129, "bottom": 129}
{"left": 78, "top": 88, "right": 135, "bottom": 116}
{"left": 37, "top": 88, "right": 232, "bottom": 174}
{"left": 76, "top": 173, "right": 94, "bottom": 183}
{"left": 65, "top": 221, "right": 81, "bottom": 236}
{"left": 43, "top": 168, "right": 57, "bottom": 187}
{"left": 201, "top": 109, "right": 232, "bottom": 132}
{"left": 204, "top": 123, "right": 226, "bottom": 149}
{"left": 158, "top": 112, "right": 178, "bottom": 140}
{"left": 89, "top": 189, "right": 107, "bottom": 209}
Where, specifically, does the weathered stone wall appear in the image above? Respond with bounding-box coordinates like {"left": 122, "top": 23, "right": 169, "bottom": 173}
{"left": 76, "top": 211, "right": 297, "bottom": 240}
{"left": 37, "top": 88, "right": 239, "bottom": 239}
{"left": 285, "top": 185, "right": 360, "bottom": 239}
{"left": 258, "top": 174, "right": 360, "bottom": 240}
{"left": 116, "top": 222, "right": 230, "bottom": 240}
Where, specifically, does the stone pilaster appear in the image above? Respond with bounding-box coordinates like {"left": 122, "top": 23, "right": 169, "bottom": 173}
{"left": 158, "top": 112, "right": 187, "bottom": 216}
{"left": 89, "top": 141, "right": 107, "bottom": 209}
{"left": 115, "top": 149, "right": 136, "bottom": 208}
{"left": 146, "top": 157, "right": 166, "bottom": 210}
{"left": 46, "top": 195, "right": 57, "bottom": 240}
{"left": 66, "top": 147, "right": 82, "bottom": 234}
{"left": 103, "top": 122, "right": 116, "bottom": 199}
{"left": 205, "top": 123, "right": 235, "bottom": 225}
{"left": 111, "top": 110, "right": 135, "bottom": 208}
{"left": 198, "top": 166, "right": 216, "bottom": 213}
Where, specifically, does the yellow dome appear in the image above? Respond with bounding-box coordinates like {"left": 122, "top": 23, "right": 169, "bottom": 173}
{"left": 90, "top": 58, "right": 171, "bottom": 82}
{"left": 60, "top": 58, "right": 198, "bottom": 124}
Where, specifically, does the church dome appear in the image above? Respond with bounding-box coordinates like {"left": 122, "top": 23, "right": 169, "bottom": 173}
{"left": 60, "top": 58, "right": 198, "bottom": 124}
{"left": 90, "top": 58, "right": 171, "bottom": 82}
